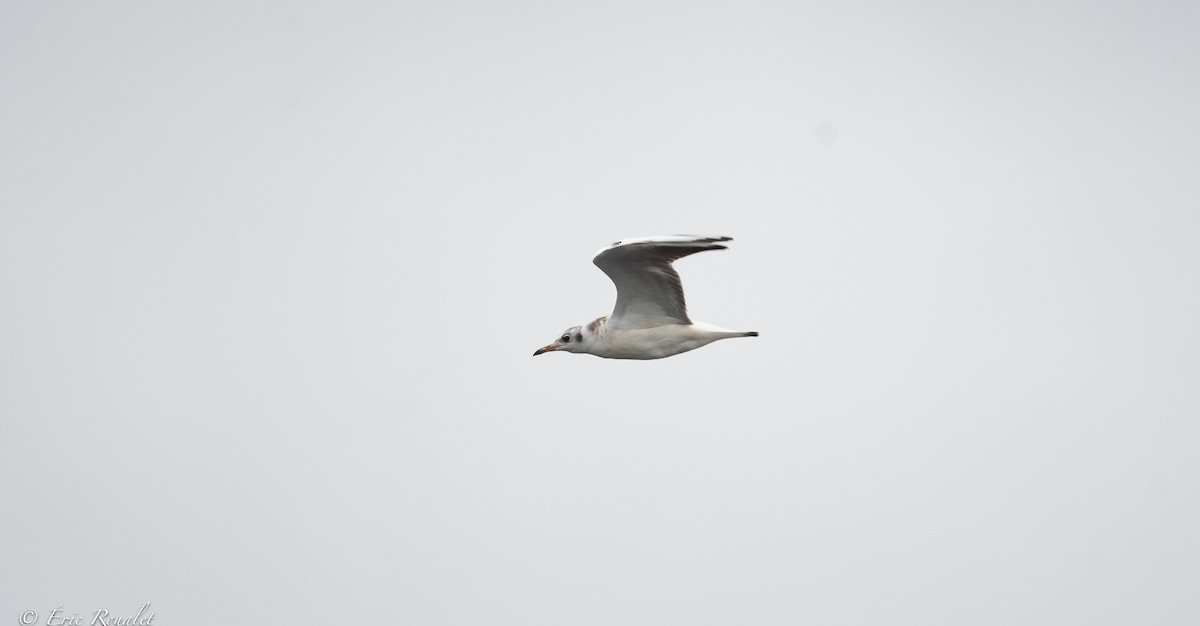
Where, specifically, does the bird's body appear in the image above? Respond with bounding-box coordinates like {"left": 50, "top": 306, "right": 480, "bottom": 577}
{"left": 534, "top": 235, "right": 758, "bottom": 360}
{"left": 579, "top": 317, "right": 757, "bottom": 360}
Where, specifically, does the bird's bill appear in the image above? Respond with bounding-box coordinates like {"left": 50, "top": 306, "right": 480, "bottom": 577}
{"left": 532, "top": 344, "right": 558, "bottom": 356}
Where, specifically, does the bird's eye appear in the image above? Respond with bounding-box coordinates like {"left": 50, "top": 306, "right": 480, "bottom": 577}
{"left": 561, "top": 335, "right": 570, "bottom": 343}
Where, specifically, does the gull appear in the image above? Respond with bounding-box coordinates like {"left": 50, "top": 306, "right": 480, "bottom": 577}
{"left": 533, "top": 235, "right": 759, "bottom": 360}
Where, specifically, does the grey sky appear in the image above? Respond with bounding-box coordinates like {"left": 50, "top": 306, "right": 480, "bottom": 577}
{"left": 2, "top": 1, "right": 1198, "bottom": 624}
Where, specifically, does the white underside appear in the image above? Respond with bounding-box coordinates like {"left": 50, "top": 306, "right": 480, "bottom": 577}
{"left": 589, "top": 322, "right": 747, "bottom": 360}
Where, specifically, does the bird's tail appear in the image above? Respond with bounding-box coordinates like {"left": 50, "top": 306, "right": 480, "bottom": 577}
{"left": 693, "top": 323, "right": 759, "bottom": 340}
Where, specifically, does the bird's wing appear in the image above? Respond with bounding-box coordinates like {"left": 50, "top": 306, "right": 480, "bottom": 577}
{"left": 592, "top": 235, "right": 732, "bottom": 330}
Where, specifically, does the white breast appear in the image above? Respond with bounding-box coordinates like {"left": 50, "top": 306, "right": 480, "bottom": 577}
{"left": 591, "top": 324, "right": 733, "bottom": 360}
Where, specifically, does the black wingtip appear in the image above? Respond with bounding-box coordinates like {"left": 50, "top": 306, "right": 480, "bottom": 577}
{"left": 744, "top": 331, "right": 759, "bottom": 337}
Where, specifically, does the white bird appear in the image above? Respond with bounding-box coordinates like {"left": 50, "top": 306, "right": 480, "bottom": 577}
{"left": 533, "top": 235, "right": 759, "bottom": 360}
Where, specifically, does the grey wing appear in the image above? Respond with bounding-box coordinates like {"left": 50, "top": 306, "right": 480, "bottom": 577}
{"left": 592, "top": 235, "right": 732, "bottom": 330}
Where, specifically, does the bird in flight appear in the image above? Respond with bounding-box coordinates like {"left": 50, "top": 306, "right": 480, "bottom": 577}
{"left": 533, "top": 235, "right": 758, "bottom": 360}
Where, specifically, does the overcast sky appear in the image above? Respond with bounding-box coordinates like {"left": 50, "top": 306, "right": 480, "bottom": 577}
{"left": 2, "top": 1, "right": 1199, "bottom": 625}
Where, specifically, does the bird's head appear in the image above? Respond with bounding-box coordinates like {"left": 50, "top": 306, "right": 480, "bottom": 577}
{"left": 533, "top": 326, "right": 587, "bottom": 356}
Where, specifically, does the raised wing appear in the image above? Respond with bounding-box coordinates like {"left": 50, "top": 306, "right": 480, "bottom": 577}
{"left": 592, "top": 235, "right": 732, "bottom": 329}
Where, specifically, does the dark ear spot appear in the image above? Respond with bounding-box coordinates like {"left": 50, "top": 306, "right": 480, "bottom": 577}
{"left": 575, "top": 333, "right": 583, "bottom": 342}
